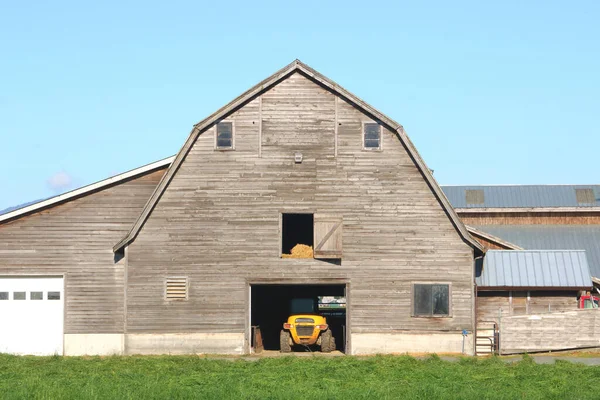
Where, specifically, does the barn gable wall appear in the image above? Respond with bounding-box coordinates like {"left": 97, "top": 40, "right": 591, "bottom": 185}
{"left": 127, "top": 72, "right": 474, "bottom": 347}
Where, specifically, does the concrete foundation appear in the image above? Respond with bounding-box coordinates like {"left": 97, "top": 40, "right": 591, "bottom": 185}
{"left": 64, "top": 334, "right": 125, "bottom": 356}
{"left": 63, "top": 332, "right": 472, "bottom": 356}
{"left": 351, "top": 332, "right": 474, "bottom": 355}
{"left": 125, "top": 333, "right": 245, "bottom": 355}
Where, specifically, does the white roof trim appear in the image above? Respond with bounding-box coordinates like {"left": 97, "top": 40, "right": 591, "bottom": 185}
{"left": 0, "top": 156, "right": 175, "bottom": 223}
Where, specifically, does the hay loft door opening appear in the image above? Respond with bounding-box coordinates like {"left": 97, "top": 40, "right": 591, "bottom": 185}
{"left": 250, "top": 284, "right": 347, "bottom": 354}
{"left": 281, "top": 213, "right": 314, "bottom": 257}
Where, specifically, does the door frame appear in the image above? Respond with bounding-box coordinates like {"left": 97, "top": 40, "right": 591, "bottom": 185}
{"left": 246, "top": 278, "right": 350, "bottom": 354}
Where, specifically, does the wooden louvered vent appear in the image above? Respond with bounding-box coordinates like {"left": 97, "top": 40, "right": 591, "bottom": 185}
{"left": 165, "top": 277, "right": 188, "bottom": 300}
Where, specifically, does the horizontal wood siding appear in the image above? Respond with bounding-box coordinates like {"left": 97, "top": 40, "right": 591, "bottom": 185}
{"left": 500, "top": 309, "right": 600, "bottom": 354}
{"left": 477, "top": 291, "right": 509, "bottom": 324}
{"left": 477, "top": 290, "right": 579, "bottom": 324}
{"left": 528, "top": 291, "right": 578, "bottom": 314}
{"left": 0, "top": 169, "right": 166, "bottom": 333}
{"left": 127, "top": 72, "right": 474, "bottom": 335}
{"left": 459, "top": 212, "right": 600, "bottom": 226}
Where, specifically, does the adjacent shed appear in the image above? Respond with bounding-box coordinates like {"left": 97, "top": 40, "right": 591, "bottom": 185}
{"left": 476, "top": 250, "right": 592, "bottom": 325}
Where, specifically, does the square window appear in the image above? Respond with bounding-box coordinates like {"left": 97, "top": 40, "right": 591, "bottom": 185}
{"left": 48, "top": 291, "right": 61, "bottom": 300}
{"left": 0, "top": 292, "right": 8, "bottom": 300}
{"left": 363, "top": 123, "right": 381, "bottom": 150}
{"left": 30, "top": 291, "right": 43, "bottom": 300}
{"left": 13, "top": 292, "right": 26, "bottom": 300}
{"left": 216, "top": 121, "right": 233, "bottom": 149}
{"left": 413, "top": 284, "right": 450, "bottom": 317}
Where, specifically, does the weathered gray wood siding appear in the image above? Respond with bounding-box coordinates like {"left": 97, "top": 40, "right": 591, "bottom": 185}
{"left": 500, "top": 309, "right": 600, "bottom": 354}
{"left": 127, "top": 72, "right": 474, "bottom": 335}
{"left": 0, "top": 169, "right": 166, "bottom": 333}
{"left": 477, "top": 290, "right": 579, "bottom": 324}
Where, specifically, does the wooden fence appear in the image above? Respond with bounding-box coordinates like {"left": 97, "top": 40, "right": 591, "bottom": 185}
{"left": 499, "top": 309, "right": 600, "bottom": 354}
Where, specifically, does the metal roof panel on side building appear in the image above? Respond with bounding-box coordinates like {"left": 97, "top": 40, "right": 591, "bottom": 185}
{"left": 442, "top": 185, "right": 600, "bottom": 208}
{"left": 477, "top": 250, "right": 593, "bottom": 289}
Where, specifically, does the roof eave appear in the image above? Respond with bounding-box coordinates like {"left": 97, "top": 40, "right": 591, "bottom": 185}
{"left": 455, "top": 207, "right": 600, "bottom": 213}
{"left": 476, "top": 286, "right": 592, "bottom": 291}
{"left": 466, "top": 225, "right": 523, "bottom": 250}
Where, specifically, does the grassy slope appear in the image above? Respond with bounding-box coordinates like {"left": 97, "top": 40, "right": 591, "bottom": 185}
{"left": 1, "top": 354, "right": 600, "bottom": 399}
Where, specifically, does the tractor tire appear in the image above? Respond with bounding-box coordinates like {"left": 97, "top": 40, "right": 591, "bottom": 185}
{"left": 320, "top": 330, "right": 335, "bottom": 353}
{"left": 280, "top": 330, "right": 292, "bottom": 353}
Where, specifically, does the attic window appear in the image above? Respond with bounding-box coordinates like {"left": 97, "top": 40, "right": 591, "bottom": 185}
{"left": 215, "top": 121, "right": 234, "bottom": 150}
{"left": 363, "top": 122, "right": 381, "bottom": 150}
{"left": 281, "top": 214, "right": 314, "bottom": 258}
{"left": 465, "top": 189, "right": 484, "bottom": 205}
{"left": 165, "top": 277, "right": 188, "bottom": 300}
{"left": 575, "top": 188, "right": 595, "bottom": 204}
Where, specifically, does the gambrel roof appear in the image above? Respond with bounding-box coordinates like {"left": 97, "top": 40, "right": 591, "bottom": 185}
{"left": 113, "top": 59, "right": 484, "bottom": 253}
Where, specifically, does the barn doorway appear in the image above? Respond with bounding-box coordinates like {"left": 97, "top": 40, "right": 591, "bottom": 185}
{"left": 250, "top": 284, "right": 347, "bottom": 354}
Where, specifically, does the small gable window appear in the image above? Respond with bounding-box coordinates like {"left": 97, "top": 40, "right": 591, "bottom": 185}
{"left": 363, "top": 122, "right": 381, "bottom": 150}
{"left": 216, "top": 121, "right": 234, "bottom": 150}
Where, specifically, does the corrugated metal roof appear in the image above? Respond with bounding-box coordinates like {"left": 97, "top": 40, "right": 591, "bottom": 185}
{"left": 473, "top": 225, "right": 600, "bottom": 279}
{"left": 442, "top": 185, "right": 600, "bottom": 208}
{"left": 477, "top": 250, "right": 592, "bottom": 288}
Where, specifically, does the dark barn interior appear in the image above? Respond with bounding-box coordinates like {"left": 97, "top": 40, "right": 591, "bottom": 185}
{"left": 251, "top": 284, "right": 346, "bottom": 353}
{"left": 281, "top": 214, "right": 314, "bottom": 254}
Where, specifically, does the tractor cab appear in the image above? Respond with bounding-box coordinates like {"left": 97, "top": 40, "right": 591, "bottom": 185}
{"left": 290, "top": 298, "right": 319, "bottom": 315}
{"left": 280, "top": 297, "right": 335, "bottom": 353}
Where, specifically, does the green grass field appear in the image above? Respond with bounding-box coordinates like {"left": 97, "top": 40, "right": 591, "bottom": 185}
{"left": 1, "top": 354, "right": 599, "bottom": 399}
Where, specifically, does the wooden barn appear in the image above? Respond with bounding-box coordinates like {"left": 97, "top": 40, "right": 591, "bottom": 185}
{"left": 0, "top": 60, "right": 485, "bottom": 356}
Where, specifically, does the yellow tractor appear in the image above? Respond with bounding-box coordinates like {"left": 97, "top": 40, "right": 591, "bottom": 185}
{"left": 280, "top": 298, "right": 335, "bottom": 353}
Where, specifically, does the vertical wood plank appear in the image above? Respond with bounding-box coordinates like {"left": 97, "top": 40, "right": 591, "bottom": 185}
{"left": 334, "top": 96, "right": 338, "bottom": 157}
{"left": 258, "top": 96, "right": 262, "bottom": 158}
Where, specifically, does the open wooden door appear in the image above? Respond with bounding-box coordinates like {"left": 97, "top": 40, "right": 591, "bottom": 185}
{"left": 313, "top": 214, "right": 343, "bottom": 259}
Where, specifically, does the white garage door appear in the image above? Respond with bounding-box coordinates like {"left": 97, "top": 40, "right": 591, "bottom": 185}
{"left": 0, "top": 277, "right": 64, "bottom": 355}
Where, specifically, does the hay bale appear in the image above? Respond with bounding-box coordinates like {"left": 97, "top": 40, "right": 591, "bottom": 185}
{"left": 282, "top": 244, "right": 314, "bottom": 258}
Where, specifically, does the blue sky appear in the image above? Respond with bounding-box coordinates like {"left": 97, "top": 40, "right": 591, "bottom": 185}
{"left": 1, "top": 1, "right": 599, "bottom": 210}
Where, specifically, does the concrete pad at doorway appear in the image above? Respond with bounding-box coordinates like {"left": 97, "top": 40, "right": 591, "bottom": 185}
{"left": 252, "top": 350, "right": 345, "bottom": 358}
